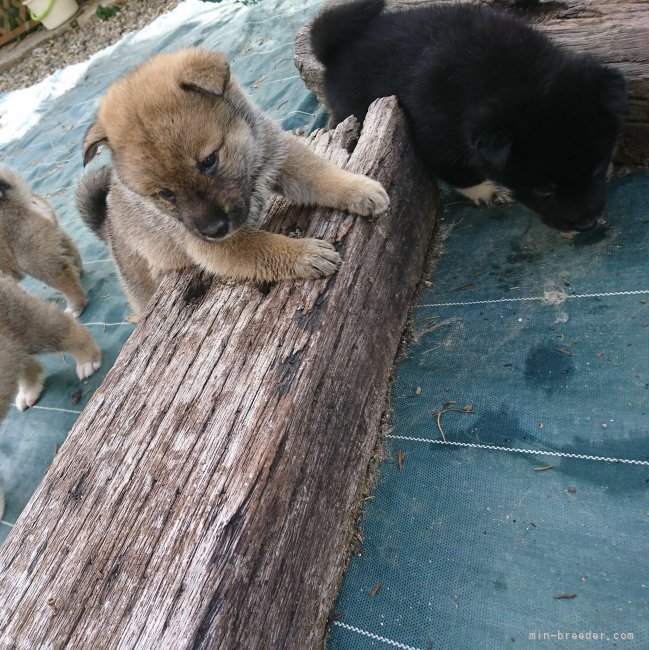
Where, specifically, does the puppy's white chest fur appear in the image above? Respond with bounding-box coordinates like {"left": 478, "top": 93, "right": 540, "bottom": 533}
{"left": 456, "top": 180, "right": 512, "bottom": 206}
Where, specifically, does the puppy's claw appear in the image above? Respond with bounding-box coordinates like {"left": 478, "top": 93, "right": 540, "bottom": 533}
{"left": 342, "top": 176, "right": 390, "bottom": 218}
{"left": 293, "top": 238, "right": 342, "bottom": 279}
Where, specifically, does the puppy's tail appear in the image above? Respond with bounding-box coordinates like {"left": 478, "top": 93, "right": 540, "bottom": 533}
{"left": 311, "top": 0, "right": 385, "bottom": 66}
{"left": 0, "top": 164, "right": 31, "bottom": 205}
{"left": 76, "top": 167, "right": 111, "bottom": 240}
{"left": 0, "top": 166, "right": 15, "bottom": 198}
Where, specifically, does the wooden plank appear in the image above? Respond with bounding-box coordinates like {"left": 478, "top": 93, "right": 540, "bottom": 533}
{"left": 295, "top": 0, "right": 649, "bottom": 167}
{"left": 0, "top": 97, "right": 439, "bottom": 649}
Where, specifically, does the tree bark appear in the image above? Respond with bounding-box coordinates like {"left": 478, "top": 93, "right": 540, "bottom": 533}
{"left": 0, "top": 97, "right": 439, "bottom": 649}
{"left": 295, "top": 0, "right": 649, "bottom": 166}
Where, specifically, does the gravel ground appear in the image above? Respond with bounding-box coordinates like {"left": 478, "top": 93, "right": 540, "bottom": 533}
{"left": 0, "top": 0, "right": 183, "bottom": 94}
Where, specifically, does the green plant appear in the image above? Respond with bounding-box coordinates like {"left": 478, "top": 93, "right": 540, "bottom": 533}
{"left": 0, "top": 3, "right": 22, "bottom": 31}
{"left": 96, "top": 4, "right": 120, "bottom": 20}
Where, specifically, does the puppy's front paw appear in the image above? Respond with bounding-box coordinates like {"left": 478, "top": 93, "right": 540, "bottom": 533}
{"left": 490, "top": 187, "right": 512, "bottom": 206}
{"left": 456, "top": 181, "right": 512, "bottom": 207}
{"left": 340, "top": 175, "right": 390, "bottom": 218}
{"left": 293, "top": 238, "right": 342, "bottom": 279}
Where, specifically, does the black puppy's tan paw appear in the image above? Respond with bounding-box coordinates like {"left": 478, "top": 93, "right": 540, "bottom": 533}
{"left": 340, "top": 176, "right": 390, "bottom": 218}
{"left": 457, "top": 181, "right": 512, "bottom": 207}
{"left": 293, "top": 238, "right": 342, "bottom": 279}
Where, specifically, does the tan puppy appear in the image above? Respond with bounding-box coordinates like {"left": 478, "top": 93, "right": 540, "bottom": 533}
{"left": 0, "top": 165, "right": 87, "bottom": 317}
{"left": 76, "top": 48, "right": 389, "bottom": 317}
{"left": 0, "top": 275, "right": 101, "bottom": 416}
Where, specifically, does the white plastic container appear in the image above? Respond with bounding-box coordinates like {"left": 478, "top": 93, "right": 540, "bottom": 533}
{"left": 23, "top": 0, "right": 79, "bottom": 31}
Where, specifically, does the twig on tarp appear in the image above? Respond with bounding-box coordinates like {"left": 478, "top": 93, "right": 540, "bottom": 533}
{"left": 432, "top": 403, "right": 475, "bottom": 441}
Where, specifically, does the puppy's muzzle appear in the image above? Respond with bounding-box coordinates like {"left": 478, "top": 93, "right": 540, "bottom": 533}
{"left": 193, "top": 206, "right": 237, "bottom": 241}
{"left": 571, "top": 209, "right": 605, "bottom": 233}
{"left": 198, "top": 217, "right": 230, "bottom": 240}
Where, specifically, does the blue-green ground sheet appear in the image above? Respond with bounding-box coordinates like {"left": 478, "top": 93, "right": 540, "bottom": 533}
{"left": 0, "top": 1, "right": 647, "bottom": 648}
{"left": 328, "top": 177, "right": 649, "bottom": 649}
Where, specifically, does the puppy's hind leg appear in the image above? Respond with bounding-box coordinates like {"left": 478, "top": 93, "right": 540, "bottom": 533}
{"left": 15, "top": 356, "right": 45, "bottom": 411}
{"left": 59, "top": 232, "right": 84, "bottom": 277}
{"left": 275, "top": 134, "right": 390, "bottom": 218}
{"left": 0, "top": 239, "right": 22, "bottom": 282}
{"left": 60, "top": 322, "right": 102, "bottom": 380}
{"left": 18, "top": 294, "right": 102, "bottom": 380}
{"left": 109, "top": 234, "right": 158, "bottom": 319}
{"left": 0, "top": 335, "right": 21, "bottom": 420}
{"left": 27, "top": 256, "right": 87, "bottom": 318}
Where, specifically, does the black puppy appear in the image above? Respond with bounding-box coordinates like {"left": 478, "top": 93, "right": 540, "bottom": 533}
{"left": 311, "top": 0, "right": 628, "bottom": 232}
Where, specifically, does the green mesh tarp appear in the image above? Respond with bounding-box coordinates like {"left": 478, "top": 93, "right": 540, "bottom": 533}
{"left": 328, "top": 175, "right": 649, "bottom": 649}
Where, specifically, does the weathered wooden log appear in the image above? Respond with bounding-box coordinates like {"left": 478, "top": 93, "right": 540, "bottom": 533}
{"left": 0, "top": 97, "right": 438, "bottom": 649}
{"left": 295, "top": 0, "right": 649, "bottom": 167}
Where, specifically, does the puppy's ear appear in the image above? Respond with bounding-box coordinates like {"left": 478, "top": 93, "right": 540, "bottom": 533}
{"left": 474, "top": 132, "right": 511, "bottom": 170}
{"left": 83, "top": 121, "right": 109, "bottom": 167}
{"left": 599, "top": 68, "right": 628, "bottom": 118}
{"left": 180, "top": 51, "right": 231, "bottom": 98}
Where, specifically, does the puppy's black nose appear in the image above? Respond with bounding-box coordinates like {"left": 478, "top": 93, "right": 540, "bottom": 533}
{"left": 200, "top": 218, "right": 229, "bottom": 240}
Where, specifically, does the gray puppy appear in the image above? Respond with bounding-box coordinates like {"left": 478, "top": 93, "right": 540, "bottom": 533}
{"left": 0, "top": 165, "right": 87, "bottom": 316}
{"left": 0, "top": 276, "right": 102, "bottom": 416}
{"left": 0, "top": 167, "right": 101, "bottom": 416}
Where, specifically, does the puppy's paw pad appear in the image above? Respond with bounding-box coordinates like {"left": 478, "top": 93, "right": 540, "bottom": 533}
{"left": 15, "top": 380, "right": 45, "bottom": 411}
{"left": 293, "top": 239, "right": 342, "bottom": 279}
{"left": 344, "top": 177, "right": 390, "bottom": 218}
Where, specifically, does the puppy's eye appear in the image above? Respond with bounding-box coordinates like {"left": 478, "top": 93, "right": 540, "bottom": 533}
{"left": 199, "top": 151, "right": 219, "bottom": 176}
{"left": 158, "top": 188, "right": 176, "bottom": 203}
{"left": 532, "top": 183, "right": 557, "bottom": 198}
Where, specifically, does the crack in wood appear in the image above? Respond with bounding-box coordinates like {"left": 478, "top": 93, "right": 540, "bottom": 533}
{"left": 257, "top": 281, "right": 276, "bottom": 296}
{"left": 67, "top": 469, "right": 91, "bottom": 503}
{"left": 182, "top": 273, "right": 213, "bottom": 309}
